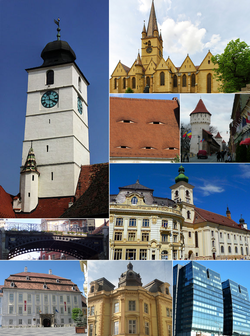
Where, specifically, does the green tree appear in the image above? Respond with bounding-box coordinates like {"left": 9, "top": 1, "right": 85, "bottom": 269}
{"left": 72, "top": 308, "right": 83, "bottom": 322}
{"left": 211, "top": 39, "right": 250, "bottom": 93}
{"left": 125, "top": 87, "right": 134, "bottom": 93}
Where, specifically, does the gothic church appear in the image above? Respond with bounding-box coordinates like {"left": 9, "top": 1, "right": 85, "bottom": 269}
{"left": 110, "top": 1, "right": 220, "bottom": 94}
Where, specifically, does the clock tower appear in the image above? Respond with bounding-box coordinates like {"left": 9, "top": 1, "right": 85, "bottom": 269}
{"left": 141, "top": 0, "right": 163, "bottom": 68}
{"left": 18, "top": 20, "right": 90, "bottom": 212}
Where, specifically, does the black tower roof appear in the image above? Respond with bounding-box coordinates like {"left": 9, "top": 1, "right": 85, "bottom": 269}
{"left": 118, "top": 263, "right": 143, "bottom": 287}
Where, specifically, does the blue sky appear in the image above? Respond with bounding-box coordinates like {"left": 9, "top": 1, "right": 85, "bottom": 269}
{"left": 110, "top": 163, "right": 250, "bottom": 228}
{"left": 88, "top": 260, "right": 173, "bottom": 295}
{"left": 0, "top": 0, "right": 108, "bottom": 195}
{"left": 173, "top": 260, "right": 250, "bottom": 294}
{"left": 110, "top": 0, "right": 250, "bottom": 75}
{"left": 0, "top": 260, "right": 85, "bottom": 295}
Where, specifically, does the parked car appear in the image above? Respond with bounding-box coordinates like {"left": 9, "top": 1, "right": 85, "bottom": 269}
{"left": 197, "top": 150, "right": 208, "bottom": 159}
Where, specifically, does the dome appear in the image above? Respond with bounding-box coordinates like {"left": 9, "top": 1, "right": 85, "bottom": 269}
{"left": 41, "top": 40, "right": 76, "bottom": 67}
{"left": 118, "top": 263, "right": 142, "bottom": 287}
{"left": 175, "top": 166, "right": 189, "bottom": 183}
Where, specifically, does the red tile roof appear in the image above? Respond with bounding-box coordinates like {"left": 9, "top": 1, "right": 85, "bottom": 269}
{"left": 3, "top": 272, "right": 81, "bottom": 292}
{"left": 0, "top": 186, "right": 15, "bottom": 218}
{"left": 194, "top": 207, "right": 248, "bottom": 231}
{"left": 203, "top": 129, "right": 213, "bottom": 136}
{"left": 92, "top": 220, "right": 109, "bottom": 234}
{"left": 215, "top": 132, "right": 222, "bottom": 138}
{"left": 110, "top": 97, "right": 180, "bottom": 159}
{"left": 121, "top": 63, "right": 130, "bottom": 73}
{"left": 190, "top": 99, "right": 211, "bottom": 116}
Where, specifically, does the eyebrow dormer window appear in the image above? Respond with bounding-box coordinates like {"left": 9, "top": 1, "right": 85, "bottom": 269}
{"left": 131, "top": 197, "right": 138, "bottom": 205}
{"left": 46, "top": 70, "right": 54, "bottom": 85}
{"left": 149, "top": 121, "right": 164, "bottom": 125}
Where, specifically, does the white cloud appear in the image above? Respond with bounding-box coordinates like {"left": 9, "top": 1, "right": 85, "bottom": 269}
{"left": 197, "top": 184, "right": 224, "bottom": 196}
{"left": 197, "top": 12, "right": 202, "bottom": 17}
{"left": 239, "top": 165, "right": 250, "bottom": 179}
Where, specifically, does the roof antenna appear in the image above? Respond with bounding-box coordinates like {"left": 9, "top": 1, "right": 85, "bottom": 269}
{"left": 54, "top": 18, "right": 61, "bottom": 41}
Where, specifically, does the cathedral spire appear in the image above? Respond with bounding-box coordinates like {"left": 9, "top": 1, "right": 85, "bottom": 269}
{"left": 136, "top": 50, "right": 142, "bottom": 66}
{"left": 147, "top": 0, "right": 159, "bottom": 37}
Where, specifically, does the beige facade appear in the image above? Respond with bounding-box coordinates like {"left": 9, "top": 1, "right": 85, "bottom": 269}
{"left": 88, "top": 263, "right": 172, "bottom": 336}
{"left": 110, "top": 1, "right": 220, "bottom": 94}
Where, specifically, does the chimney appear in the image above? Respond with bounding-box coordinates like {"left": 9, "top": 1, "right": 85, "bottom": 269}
{"left": 24, "top": 266, "right": 28, "bottom": 273}
{"left": 49, "top": 269, "right": 52, "bottom": 275}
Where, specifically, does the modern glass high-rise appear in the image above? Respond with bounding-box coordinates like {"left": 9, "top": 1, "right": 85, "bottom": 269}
{"left": 173, "top": 261, "right": 224, "bottom": 336}
{"left": 222, "top": 279, "right": 250, "bottom": 336}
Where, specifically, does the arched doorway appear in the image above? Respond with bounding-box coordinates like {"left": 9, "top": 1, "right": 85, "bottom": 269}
{"left": 188, "top": 250, "right": 193, "bottom": 259}
{"left": 43, "top": 318, "right": 51, "bottom": 327}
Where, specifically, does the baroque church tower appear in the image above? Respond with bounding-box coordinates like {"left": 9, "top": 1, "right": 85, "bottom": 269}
{"left": 15, "top": 20, "right": 90, "bottom": 213}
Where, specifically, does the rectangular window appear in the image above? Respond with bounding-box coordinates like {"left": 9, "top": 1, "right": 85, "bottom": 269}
{"left": 211, "top": 231, "right": 214, "bottom": 237}
{"left": 28, "top": 319, "right": 31, "bottom": 325}
{"left": 74, "top": 296, "right": 77, "bottom": 304}
{"left": 168, "top": 325, "right": 172, "bottom": 336}
{"left": 128, "top": 232, "right": 136, "bottom": 241}
{"left": 162, "top": 234, "right": 168, "bottom": 242}
{"left": 68, "top": 307, "right": 71, "bottom": 314}
{"left": 61, "top": 318, "right": 64, "bottom": 324}
{"left": 167, "top": 308, "right": 169, "bottom": 316}
{"left": 114, "top": 249, "right": 122, "bottom": 260}
{"left": 220, "top": 232, "right": 223, "bottom": 238}
{"left": 45, "top": 306, "right": 48, "bottom": 314}
{"left": 19, "top": 319, "right": 22, "bottom": 325}
{"left": 170, "top": 309, "right": 172, "bottom": 317}
{"left": 114, "top": 321, "right": 119, "bottom": 335}
{"left": 60, "top": 306, "right": 64, "bottom": 314}
{"left": 114, "top": 302, "right": 119, "bottom": 313}
{"left": 142, "top": 219, "right": 149, "bottom": 227}
{"left": 114, "top": 232, "right": 122, "bottom": 241}
{"left": 145, "top": 322, "right": 149, "bottom": 335}
{"left": 52, "top": 295, "right": 56, "bottom": 303}
{"left": 140, "top": 249, "right": 147, "bottom": 260}
{"left": 51, "top": 172, "right": 53, "bottom": 180}
{"left": 32, "top": 175, "right": 34, "bottom": 181}
{"left": 44, "top": 295, "right": 48, "bottom": 303}
{"left": 27, "top": 294, "right": 31, "bottom": 302}
{"left": 144, "top": 303, "right": 148, "bottom": 313}
{"left": 129, "top": 320, "right": 136, "bottom": 334}
{"left": 60, "top": 296, "right": 63, "bottom": 303}
{"left": 18, "top": 293, "right": 23, "bottom": 302}
{"left": 129, "top": 301, "right": 136, "bottom": 311}
{"left": 36, "top": 294, "right": 40, "bottom": 303}
{"left": 188, "top": 232, "right": 191, "bottom": 238}
{"left": 36, "top": 306, "right": 40, "bottom": 314}
{"left": 37, "top": 319, "right": 40, "bottom": 325}
{"left": 126, "top": 249, "right": 136, "bottom": 260}
{"left": 91, "top": 306, "right": 94, "bottom": 316}
{"left": 9, "top": 319, "right": 13, "bottom": 325}
{"left": 67, "top": 296, "right": 70, "bottom": 303}
{"left": 116, "top": 218, "right": 123, "bottom": 226}
{"left": 162, "top": 220, "right": 168, "bottom": 228}
{"left": 142, "top": 233, "right": 149, "bottom": 242}
{"left": 18, "top": 306, "right": 23, "bottom": 314}
{"left": 173, "top": 235, "right": 177, "bottom": 242}
{"left": 9, "top": 293, "right": 14, "bottom": 302}
{"left": 69, "top": 318, "right": 72, "bottom": 324}
{"left": 9, "top": 306, "right": 13, "bottom": 314}
{"left": 28, "top": 306, "right": 31, "bottom": 314}
{"left": 89, "top": 324, "right": 93, "bottom": 336}
{"left": 129, "top": 218, "right": 136, "bottom": 227}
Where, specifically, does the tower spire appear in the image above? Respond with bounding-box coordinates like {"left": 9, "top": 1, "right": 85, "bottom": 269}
{"left": 147, "top": 0, "right": 159, "bottom": 37}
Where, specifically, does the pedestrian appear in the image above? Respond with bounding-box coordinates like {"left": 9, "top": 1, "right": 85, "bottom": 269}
{"left": 217, "top": 151, "right": 221, "bottom": 162}
{"left": 221, "top": 150, "right": 225, "bottom": 161}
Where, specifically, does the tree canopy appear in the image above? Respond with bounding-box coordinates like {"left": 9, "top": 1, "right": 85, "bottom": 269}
{"left": 211, "top": 39, "right": 250, "bottom": 93}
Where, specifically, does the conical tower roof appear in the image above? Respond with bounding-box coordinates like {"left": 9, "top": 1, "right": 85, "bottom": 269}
{"left": 147, "top": 0, "right": 159, "bottom": 36}
{"left": 190, "top": 99, "right": 211, "bottom": 116}
{"left": 21, "top": 147, "right": 40, "bottom": 175}
{"left": 175, "top": 166, "right": 189, "bottom": 183}
{"left": 136, "top": 51, "right": 142, "bottom": 66}
{"left": 215, "top": 132, "right": 222, "bottom": 138}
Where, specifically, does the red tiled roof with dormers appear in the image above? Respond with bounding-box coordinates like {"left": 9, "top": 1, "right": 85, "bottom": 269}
{"left": 194, "top": 207, "right": 249, "bottom": 231}
{"left": 110, "top": 97, "right": 180, "bottom": 159}
{"left": 3, "top": 272, "right": 81, "bottom": 292}
{"left": 190, "top": 99, "right": 211, "bottom": 116}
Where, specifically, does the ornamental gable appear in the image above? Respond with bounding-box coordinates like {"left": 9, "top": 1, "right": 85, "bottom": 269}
{"left": 179, "top": 55, "right": 196, "bottom": 73}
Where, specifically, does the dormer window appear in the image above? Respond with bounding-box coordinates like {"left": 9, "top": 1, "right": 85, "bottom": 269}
{"left": 91, "top": 285, "right": 94, "bottom": 293}
{"left": 26, "top": 276, "right": 30, "bottom": 280}
{"left": 43, "top": 284, "right": 47, "bottom": 289}
{"left": 72, "top": 285, "right": 76, "bottom": 291}
{"left": 131, "top": 197, "right": 138, "bottom": 205}
{"left": 120, "top": 120, "right": 134, "bottom": 123}
{"left": 11, "top": 281, "right": 15, "bottom": 287}
{"left": 56, "top": 279, "right": 60, "bottom": 283}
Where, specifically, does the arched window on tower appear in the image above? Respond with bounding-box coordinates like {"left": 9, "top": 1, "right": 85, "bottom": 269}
{"left": 187, "top": 210, "right": 191, "bottom": 219}
{"left": 182, "top": 74, "right": 186, "bottom": 87}
{"left": 173, "top": 75, "right": 177, "bottom": 88}
{"left": 146, "top": 76, "right": 150, "bottom": 88}
{"left": 160, "top": 72, "right": 165, "bottom": 86}
{"left": 46, "top": 70, "right": 54, "bottom": 85}
{"left": 132, "top": 77, "right": 136, "bottom": 89}
{"left": 78, "top": 77, "right": 81, "bottom": 92}
{"left": 207, "top": 73, "right": 211, "bottom": 93}
{"left": 191, "top": 73, "right": 195, "bottom": 87}
{"left": 123, "top": 78, "right": 126, "bottom": 89}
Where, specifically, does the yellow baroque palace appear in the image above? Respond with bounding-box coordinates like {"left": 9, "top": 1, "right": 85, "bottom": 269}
{"left": 110, "top": 1, "right": 220, "bottom": 94}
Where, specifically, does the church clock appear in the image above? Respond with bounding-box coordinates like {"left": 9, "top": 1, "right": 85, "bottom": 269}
{"left": 146, "top": 46, "right": 152, "bottom": 53}
{"left": 77, "top": 96, "right": 83, "bottom": 114}
{"left": 41, "top": 90, "right": 59, "bottom": 108}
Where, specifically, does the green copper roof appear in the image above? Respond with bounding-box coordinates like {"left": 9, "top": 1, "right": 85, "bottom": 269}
{"left": 21, "top": 147, "right": 40, "bottom": 174}
{"left": 175, "top": 166, "right": 189, "bottom": 183}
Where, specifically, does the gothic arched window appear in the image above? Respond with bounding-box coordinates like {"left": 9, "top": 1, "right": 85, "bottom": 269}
{"left": 182, "top": 74, "right": 186, "bottom": 87}
{"left": 160, "top": 72, "right": 165, "bottom": 86}
{"left": 191, "top": 73, "right": 195, "bottom": 87}
{"left": 173, "top": 75, "right": 177, "bottom": 87}
{"left": 132, "top": 77, "right": 136, "bottom": 89}
{"left": 146, "top": 76, "right": 150, "bottom": 87}
{"left": 123, "top": 77, "right": 126, "bottom": 89}
{"left": 114, "top": 78, "right": 117, "bottom": 89}
{"left": 46, "top": 70, "right": 54, "bottom": 85}
{"left": 207, "top": 73, "right": 211, "bottom": 93}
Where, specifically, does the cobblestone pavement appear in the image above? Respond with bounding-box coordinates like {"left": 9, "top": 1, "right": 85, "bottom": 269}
{"left": 0, "top": 326, "right": 87, "bottom": 336}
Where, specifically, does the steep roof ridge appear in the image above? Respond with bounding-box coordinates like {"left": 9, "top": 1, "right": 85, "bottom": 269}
{"left": 147, "top": 0, "right": 159, "bottom": 36}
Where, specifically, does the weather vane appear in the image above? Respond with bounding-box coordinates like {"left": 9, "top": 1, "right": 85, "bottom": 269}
{"left": 54, "top": 18, "right": 61, "bottom": 41}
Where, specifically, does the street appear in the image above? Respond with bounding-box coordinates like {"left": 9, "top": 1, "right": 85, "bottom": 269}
{"left": 185, "top": 153, "right": 230, "bottom": 163}
{"left": 0, "top": 327, "right": 87, "bottom": 336}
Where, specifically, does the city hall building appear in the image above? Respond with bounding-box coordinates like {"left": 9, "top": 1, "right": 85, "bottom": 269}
{"left": 110, "top": 166, "right": 250, "bottom": 260}
{"left": 88, "top": 262, "right": 172, "bottom": 336}
{"left": 1, "top": 267, "right": 82, "bottom": 328}
{"left": 110, "top": 1, "right": 220, "bottom": 94}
